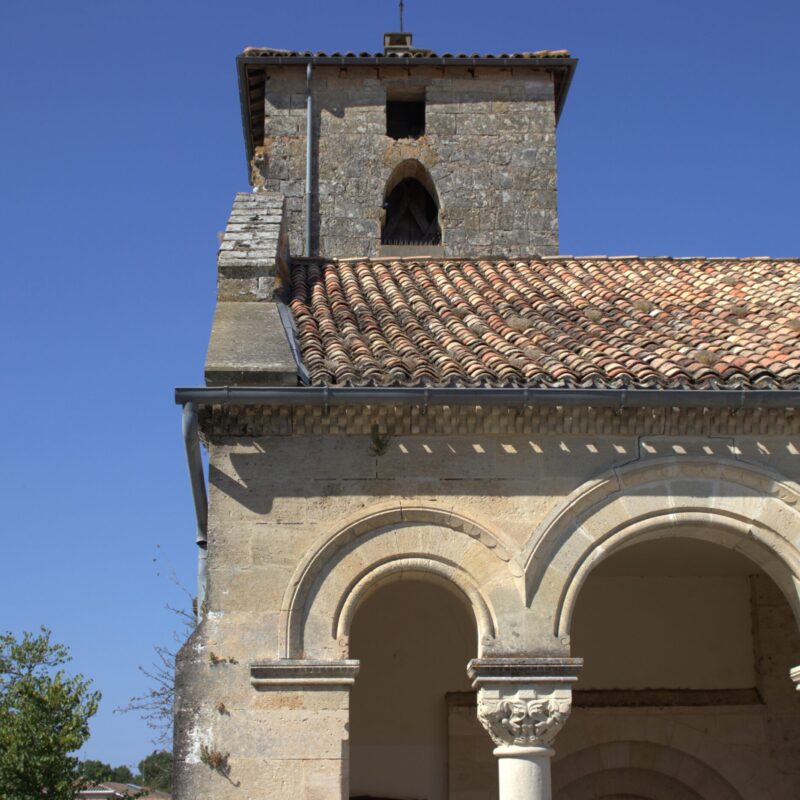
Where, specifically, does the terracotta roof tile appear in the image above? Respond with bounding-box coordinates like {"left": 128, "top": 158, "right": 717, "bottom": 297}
{"left": 242, "top": 47, "right": 571, "bottom": 60}
{"left": 288, "top": 257, "right": 800, "bottom": 390}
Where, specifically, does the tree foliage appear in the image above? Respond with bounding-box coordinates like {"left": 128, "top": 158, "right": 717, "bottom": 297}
{"left": 0, "top": 627, "right": 100, "bottom": 800}
{"left": 137, "top": 750, "right": 172, "bottom": 792}
{"left": 80, "top": 751, "right": 172, "bottom": 792}
{"left": 81, "top": 758, "right": 135, "bottom": 784}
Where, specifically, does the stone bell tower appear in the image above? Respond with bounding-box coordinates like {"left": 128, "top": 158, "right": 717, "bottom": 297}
{"left": 238, "top": 33, "right": 575, "bottom": 258}
{"left": 174, "top": 26, "right": 800, "bottom": 800}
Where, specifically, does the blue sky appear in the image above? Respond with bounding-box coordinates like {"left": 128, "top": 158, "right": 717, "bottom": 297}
{"left": 0, "top": 0, "right": 798, "bottom": 769}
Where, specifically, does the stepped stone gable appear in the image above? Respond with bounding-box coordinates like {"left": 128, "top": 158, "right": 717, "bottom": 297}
{"left": 172, "top": 32, "right": 800, "bottom": 800}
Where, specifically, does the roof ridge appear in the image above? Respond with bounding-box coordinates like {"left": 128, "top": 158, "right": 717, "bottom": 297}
{"left": 291, "top": 254, "right": 800, "bottom": 265}
{"left": 241, "top": 47, "right": 572, "bottom": 59}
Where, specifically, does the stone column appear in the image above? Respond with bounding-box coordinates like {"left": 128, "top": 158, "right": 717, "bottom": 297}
{"left": 468, "top": 658, "right": 582, "bottom": 800}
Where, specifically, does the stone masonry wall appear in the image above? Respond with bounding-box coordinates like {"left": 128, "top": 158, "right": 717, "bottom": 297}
{"left": 254, "top": 66, "right": 558, "bottom": 258}
{"left": 172, "top": 428, "right": 800, "bottom": 798}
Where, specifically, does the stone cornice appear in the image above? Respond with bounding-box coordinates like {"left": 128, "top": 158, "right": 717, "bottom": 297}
{"left": 250, "top": 659, "right": 360, "bottom": 688}
{"left": 199, "top": 403, "right": 799, "bottom": 438}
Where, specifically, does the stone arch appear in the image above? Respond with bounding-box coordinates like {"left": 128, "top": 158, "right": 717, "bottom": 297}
{"left": 383, "top": 158, "right": 439, "bottom": 202}
{"left": 280, "top": 505, "right": 523, "bottom": 659}
{"left": 336, "top": 557, "right": 493, "bottom": 644}
{"left": 381, "top": 159, "right": 441, "bottom": 245}
{"left": 559, "top": 768, "right": 703, "bottom": 800}
{"left": 524, "top": 457, "right": 800, "bottom": 640}
{"left": 553, "top": 741, "right": 744, "bottom": 800}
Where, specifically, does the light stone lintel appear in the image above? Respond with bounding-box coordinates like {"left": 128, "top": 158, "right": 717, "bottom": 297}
{"left": 250, "top": 659, "right": 360, "bottom": 688}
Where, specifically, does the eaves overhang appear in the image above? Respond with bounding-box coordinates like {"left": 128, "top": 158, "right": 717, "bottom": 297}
{"left": 236, "top": 52, "right": 577, "bottom": 174}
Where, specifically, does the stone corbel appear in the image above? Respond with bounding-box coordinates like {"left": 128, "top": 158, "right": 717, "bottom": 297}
{"left": 249, "top": 659, "right": 359, "bottom": 689}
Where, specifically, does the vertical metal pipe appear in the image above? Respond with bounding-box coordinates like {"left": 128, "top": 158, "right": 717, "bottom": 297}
{"left": 305, "top": 62, "right": 314, "bottom": 256}
{"left": 182, "top": 402, "right": 208, "bottom": 622}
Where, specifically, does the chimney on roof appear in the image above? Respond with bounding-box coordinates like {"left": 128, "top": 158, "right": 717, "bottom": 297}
{"left": 384, "top": 32, "right": 413, "bottom": 54}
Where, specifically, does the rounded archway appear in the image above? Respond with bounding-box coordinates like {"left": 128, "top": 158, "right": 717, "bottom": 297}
{"left": 556, "top": 536, "right": 800, "bottom": 798}
{"left": 524, "top": 457, "right": 800, "bottom": 641}
{"left": 381, "top": 160, "right": 441, "bottom": 246}
{"left": 554, "top": 741, "right": 744, "bottom": 800}
{"left": 349, "top": 578, "right": 478, "bottom": 800}
{"left": 280, "top": 507, "right": 520, "bottom": 660}
{"left": 560, "top": 768, "right": 704, "bottom": 800}
{"left": 571, "top": 537, "right": 769, "bottom": 693}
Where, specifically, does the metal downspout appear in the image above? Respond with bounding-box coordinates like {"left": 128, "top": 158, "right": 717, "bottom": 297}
{"left": 305, "top": 62, "right": 313, "bottom": 256}
{"left": 182, "top": 402, "right": 208, "bottom": 623}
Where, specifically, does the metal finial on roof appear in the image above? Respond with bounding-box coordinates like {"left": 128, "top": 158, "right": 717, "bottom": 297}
{"left": 399, "top": 0, "right": 404, "bottom": 32}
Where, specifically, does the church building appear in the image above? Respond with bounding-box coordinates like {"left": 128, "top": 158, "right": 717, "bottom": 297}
{"left": 173, "top": 32, "right": 800, "bottom": 800}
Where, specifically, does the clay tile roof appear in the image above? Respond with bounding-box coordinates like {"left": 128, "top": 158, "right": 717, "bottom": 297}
{"left": 241, "top": 47, "right": 571, "bottom": 59}
{"left": 288, "top": 257, "right": 800, "bottom": 390}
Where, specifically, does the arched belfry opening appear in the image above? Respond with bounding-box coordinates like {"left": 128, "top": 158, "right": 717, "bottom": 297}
{"left": 349, "top": 578, "right": 479, "bottom": 800}
{"left": 381, "top": 160, "right": 441, "bottom": 247}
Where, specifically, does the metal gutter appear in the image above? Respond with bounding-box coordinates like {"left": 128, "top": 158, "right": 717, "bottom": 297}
{"left": 175, "top": 386, "right": 800, "bottom": 410}
{"left": 182, "top": 402, "right": 208, "bottom": 622}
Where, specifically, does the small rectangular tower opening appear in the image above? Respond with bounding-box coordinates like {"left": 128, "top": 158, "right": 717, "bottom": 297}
{"left": 386, "top": 90, "right": 426, "bottom": 140}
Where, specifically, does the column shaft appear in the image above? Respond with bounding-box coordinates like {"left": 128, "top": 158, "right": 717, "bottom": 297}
{"left": 495, "top": 745, "right": 553, "bottom": 800}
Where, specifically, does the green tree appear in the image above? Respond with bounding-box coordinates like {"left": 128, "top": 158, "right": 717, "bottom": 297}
{"left": 81, "top": 758, "right": 135, "bottom": 784}
{"left": 136, "top": 749, "right": 172, "bottom": 792}
{"left": 0, "top": 627, "right": 100, "bottom": 800}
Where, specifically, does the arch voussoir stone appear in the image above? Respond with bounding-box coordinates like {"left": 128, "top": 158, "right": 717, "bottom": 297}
{"left": 280, "top": 506, "right": 523, "bottom": 659}
{"left": 553, "top": 741, "right": 743, "bottom": 800}
{"left": 559, "top": 767, "right": 704, "bottom": 800}
{"left": 524, "top": 457, "right": 800, "bottom": 644}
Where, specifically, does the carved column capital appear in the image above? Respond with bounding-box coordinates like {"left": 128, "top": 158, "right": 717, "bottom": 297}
{"left": 469, "top": 657, "right": 582, "bottom": 750}
{"left": 477, "top": 691, "right": 571, "bottom": 748}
